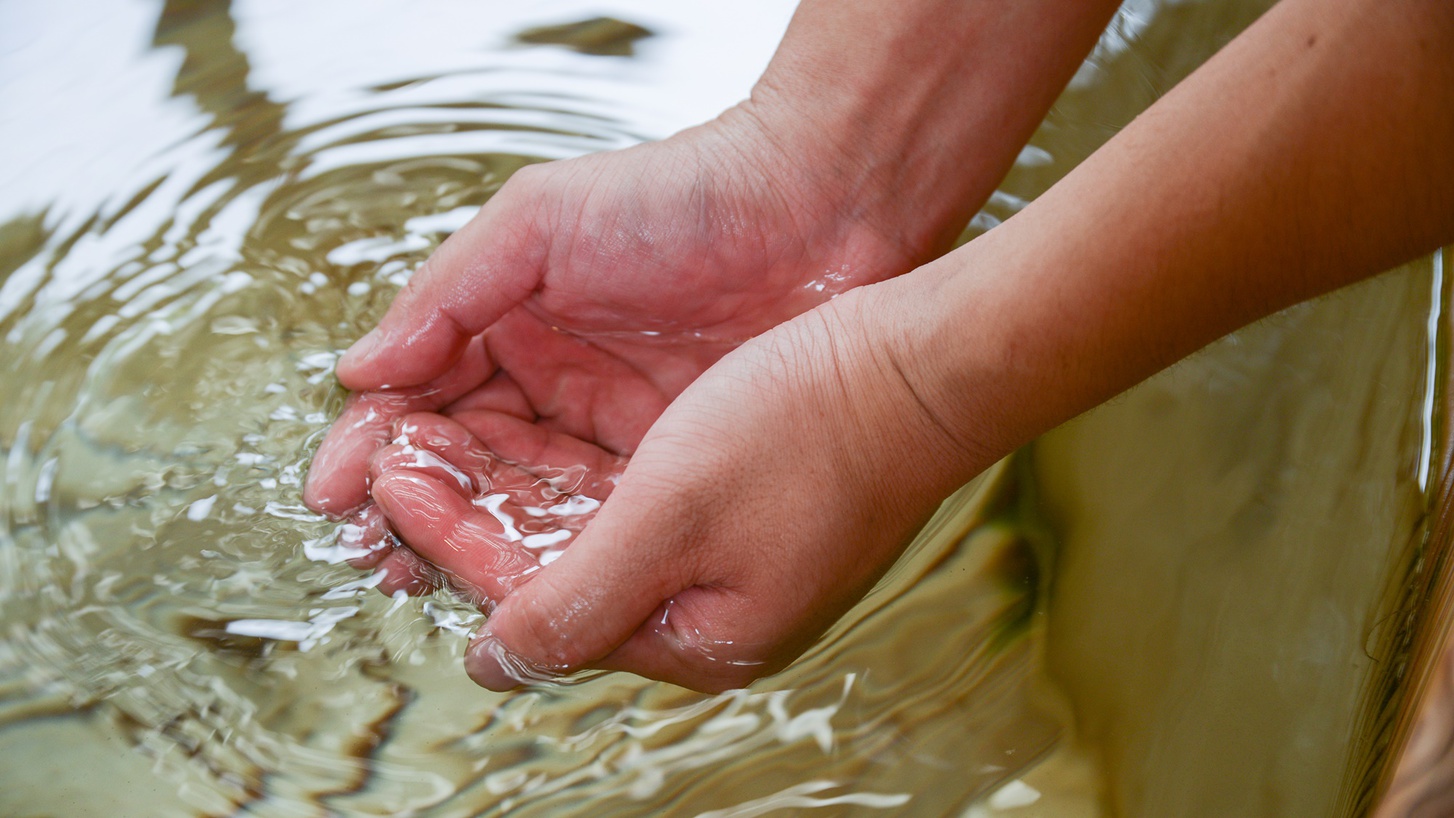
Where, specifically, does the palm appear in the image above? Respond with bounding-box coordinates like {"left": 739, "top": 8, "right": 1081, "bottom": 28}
{"left": 304, "top": 122, "right": 912, "bottom": 554}
{"left": 355, "top": 285, "right": 973, "bottom": 691}
{"left": 477, "top": 139, "right": 887, "bottom": 451}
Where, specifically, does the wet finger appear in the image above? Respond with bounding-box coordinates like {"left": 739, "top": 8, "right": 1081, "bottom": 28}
{"left": 371, "top": 470, "right": 542, "bottom": 603}
{"left": 588, "top": 589, "right": 778, "bottom": 693}
{"left": 374, "top": 546, "right": 440, "bottom": 596}
{"left": 388, "top": 412, "right": 530, "bottom": 495}
{"left": 339, "top": 503, "right": 395, "bottom": 570}
{"left": 335, "top": 194, "right": 544, "bottom": 390}
{"left": 303, "top": 338, "right": 493, "bottom": 517}
{"left": 368, "top": 442, "right": 477, "bottom": 499}
{"left": 386, "top": 412, "right": 602, "bottom": 568}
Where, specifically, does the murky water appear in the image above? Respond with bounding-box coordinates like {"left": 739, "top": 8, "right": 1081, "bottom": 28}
{"left": 0, "top": 1, "right": 1443, "bottom": 816}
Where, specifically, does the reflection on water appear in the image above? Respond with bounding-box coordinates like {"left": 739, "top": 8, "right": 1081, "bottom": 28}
{"left": 0, "top": 0, "right": 1441, "bottom": 816}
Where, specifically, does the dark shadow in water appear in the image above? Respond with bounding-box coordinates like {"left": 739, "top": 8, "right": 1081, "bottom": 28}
{"left": 513, "top": 17, "right": 654, "bottom": 57}
{"left": 152, "top": 0, "right": 292, "bottom": 191}
{"left": 0, "top": 211, "right": 51, "bottom": 286}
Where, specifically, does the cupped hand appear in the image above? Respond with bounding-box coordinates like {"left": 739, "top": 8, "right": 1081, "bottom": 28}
{"left": 367, "top": 281, "right": 996, "bottom": 692}
{"left": 303, "top": 104, "right": 938, "bottom": 579}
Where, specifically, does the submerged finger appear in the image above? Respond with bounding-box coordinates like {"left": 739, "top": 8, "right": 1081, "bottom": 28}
{"left": 374, "top": 546, "right": 441, "bottom": 596}
{"left": 388, "top": 412, "right": 531, "bottom": 495}
{"left": 304, "top": 338, "right": 493, "bottom": 517}
{"left": 371, "top": 470, "right": 543, "bottom": 603}
{"left": 385, "top": 412, "right": 603, "bottom": 565}
{"left": 305, "top": 392, "right": 411, "bottom": 516}
{"left": 337, "top": 504, "right": 436, "bottom": 596}
{"left": 369, "top": 442, "right": 477, "bottom": 499}
{"left": 339, "top": 503, "right": 394, "bottom": 570}
{"left": 390, "top": 411, "right": 614, "bottom": 517}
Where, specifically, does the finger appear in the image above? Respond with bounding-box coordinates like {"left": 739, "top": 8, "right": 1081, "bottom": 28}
{"left": 339, "top": 504, "right": 394, "bottom": 570}
{"left": 467, "top": 545, "right": 782, "bottom": 693}
{"left": 460, "top": 493, "right": 689, "bottom": 691}
{"left": 390, "top": 410, "right": 618, "bottom": 510}
{"left": 305, "top": 393, "right": 411, "bottom": 517}
{"left": 365, "top": 431, "right": 717, "bottom": 681}
{"left": 339, "top": 503, "right": 439, "bottom": 596}
{"left": 385, "top": 412, "right": 605, "bottom": 569}
{"left": 336, "top": 195, "right": 545, "bottom": 390}
{"left": 387, "top": 412, "right": 534, "bottom": 496}
{"left": 368, "top": 442, "right": 477, "bottom": 499}
{"left": 371, "top": 470, "right": 542, "bottom": 603}
{"left": 591, "top": 588, "right": 777, "bottom": 693}
{"left": 446, "top": 408, "right": 626, "bottom": 500}
{"left": 374, "top": 546, "right": 440, "bottom": 596}
{"left": 304, "top": 339, "right": 492, "bottom": 517}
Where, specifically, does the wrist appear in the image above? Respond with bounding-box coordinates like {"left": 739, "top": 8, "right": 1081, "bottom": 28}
{"left": 858, "top": 244, "right": 1048, "bottom": 489}
{"left": 676, "top": 102, "right": 932, "bottom": 290}
{"left": 824, "top": 276, "right": 1012, "bottom": 501}
{"left": 720, "top": 85, "right": 982, "bottom": 272}
{"left": 725, "top": 0, "right": 1121, "bottom": 265}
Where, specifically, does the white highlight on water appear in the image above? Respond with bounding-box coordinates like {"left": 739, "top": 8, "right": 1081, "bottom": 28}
{"left": 476, "top": 493, "right": 523, "bottom": 542}
{"left": 186, "top": 495, "right": 217, "bottom": 521}
{"left": 1417, "top": 248, "right": 1444, "bottom": 492}
{"left": 224, "top": 605, "right": 361, "bottom": 651}
{"left": 522, "top": 529, "right": 570, "bottom": 549}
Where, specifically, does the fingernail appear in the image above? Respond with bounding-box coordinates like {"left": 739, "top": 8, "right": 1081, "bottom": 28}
{"left": 465, "top": 631, "right": 519, "bottom": 691}
{"left": 465, "top": 629, "right": 561, "bottom": 691}
{"left": 341, "top": 326, "right": 385, "bottom": 368}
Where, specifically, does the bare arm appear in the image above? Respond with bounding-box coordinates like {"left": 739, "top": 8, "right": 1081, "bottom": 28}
{"left": 739, "top": 0, "right": 1122, "bottom": 261}
{"left": 893, "top": 0, "right": 1454, "bottom": 472}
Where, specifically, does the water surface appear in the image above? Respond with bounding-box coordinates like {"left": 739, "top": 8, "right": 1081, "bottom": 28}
{"left": 0, "top": 1, "right": 1442, "bottom": 816}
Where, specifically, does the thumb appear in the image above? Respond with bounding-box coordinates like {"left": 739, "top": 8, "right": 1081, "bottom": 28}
{"left": 336, "top": 195, "right": 544, "bottom": 390}
{"left": 462, "top": 499, "right": 684, "bottom": 690}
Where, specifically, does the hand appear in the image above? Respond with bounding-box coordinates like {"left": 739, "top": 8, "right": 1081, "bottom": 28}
{"left": 348, "top": 407, "right": 626, "bottom": 607}
{"left": 366, "top": 282, "right": 992, "bottom": 692}
{"left": 302, "top": 105, "right": 936, "bottom": 591}
{"left": 302, "top": 0, "right": 1124, "bottom": 595}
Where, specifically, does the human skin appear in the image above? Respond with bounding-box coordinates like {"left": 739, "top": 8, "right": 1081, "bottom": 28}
{"left": 311, "top": 0, "right": 1454, "bottom": 694}
{"left": 302, "top": 0, "right": 1121, "bottom": 594}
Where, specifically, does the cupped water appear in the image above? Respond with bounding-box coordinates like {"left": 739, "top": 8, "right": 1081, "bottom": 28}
{"left": 0, "top": 1, "right": 1444, "bottom": 816}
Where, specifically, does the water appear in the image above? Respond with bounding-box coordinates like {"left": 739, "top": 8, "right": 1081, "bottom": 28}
{"left": 0, "top": 1, "right": 1442, "bottom": 816}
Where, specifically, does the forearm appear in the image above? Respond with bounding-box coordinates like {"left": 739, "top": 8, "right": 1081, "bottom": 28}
{"left": 729, "top": 0, "right": 1121, "bottom": 264}
{"left": 890, "top": 0, "right": 1454, "bottom": 470}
